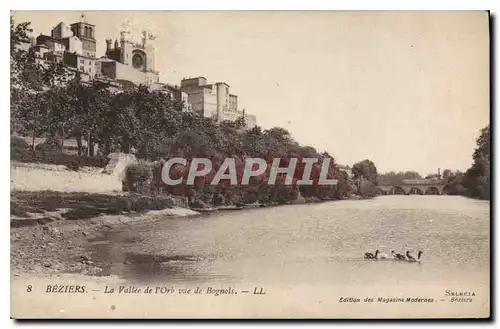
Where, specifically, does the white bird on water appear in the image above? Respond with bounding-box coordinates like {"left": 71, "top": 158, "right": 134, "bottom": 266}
{"left": 376, "top": 250, "right": 391, "bottom": 259}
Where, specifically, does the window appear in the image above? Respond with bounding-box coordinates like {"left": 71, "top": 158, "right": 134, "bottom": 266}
{"left": 80, "top": 66, "right": 84, "bottom": 71}
{"left": 80, "top": 59, "right": 84, "bottom": 64}
{"left": 89, "top": 60, "right": 91, "bottom": 65}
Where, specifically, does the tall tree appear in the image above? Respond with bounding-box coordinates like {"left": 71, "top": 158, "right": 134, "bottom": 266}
{"left": 352, "top": 159, "right": 378, "bottom": 183}
{"left": 10, "top": 15, "right": 32, "bottom": 54}
{"left": 463, "top": 125, "right": 490, "bottom": 199}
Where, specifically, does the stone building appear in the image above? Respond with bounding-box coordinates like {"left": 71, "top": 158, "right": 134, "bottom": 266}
{"left": 26, "top": 15, "right": 96, "bottom": 82}
{"left": 63, "top": 52, "right": 95, "bottom": 77}
{"left": 244, "top": 113, "right": 257, "bottom": 129}
{"left": 68, "top": 20, "right": 96, "bottom": 58}
{"left": 100, "top": 28, "right": 159, "bottom": 86}
{"left": 149, "top": 82, "right": 192, "bottom": 112}
{"left": 180, "top": 77, "right": 257, "bottom": 127}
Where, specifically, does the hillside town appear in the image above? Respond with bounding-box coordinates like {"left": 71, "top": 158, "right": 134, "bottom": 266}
{"left": 15, "top": 13, "right": 257, "bottom": 128}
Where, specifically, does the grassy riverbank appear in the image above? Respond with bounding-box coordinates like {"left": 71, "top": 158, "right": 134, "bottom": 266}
{"left": 11, "top": 190, "right": 179, "bottom": 228}
{"left": 10, "top": 190, "right": 339, "bottom": 228}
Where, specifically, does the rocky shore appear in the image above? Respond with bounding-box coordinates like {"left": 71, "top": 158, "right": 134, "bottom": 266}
{"left": 11, "top": 205, "right": 202, "bottom": 277}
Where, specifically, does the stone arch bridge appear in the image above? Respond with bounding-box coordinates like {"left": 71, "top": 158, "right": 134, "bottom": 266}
{"left": 377, "top": 179, "right": 447, "bottom": 195}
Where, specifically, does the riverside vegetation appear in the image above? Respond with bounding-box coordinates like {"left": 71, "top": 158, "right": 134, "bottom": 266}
{"left": 10, "top": 16, "right": 490, "bottom": 225}
{"left": 376, "top": 125, "right": 490, "bottom": 201}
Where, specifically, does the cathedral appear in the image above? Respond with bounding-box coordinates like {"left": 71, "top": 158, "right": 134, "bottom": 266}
{"left": 99, "top": 26, "right": 160, "bottom": 86}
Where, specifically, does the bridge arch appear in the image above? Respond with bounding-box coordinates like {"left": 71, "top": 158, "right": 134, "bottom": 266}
{"left": 424, "top": 186, "right": 440, "bottom": 195}
{"left": 378, "top": 182, "right": 446, "bottom": 196}
{"left": 392, "top": 186, "right": 406, "bottom": 195}
{"left": 409, "top": 187, "right": 424, "bottom": 195}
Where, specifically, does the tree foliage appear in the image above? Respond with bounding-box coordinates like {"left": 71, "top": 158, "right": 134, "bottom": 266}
{"left": 376, "top": 125, "right": 490, "bottom": 200}
{"left": 10, "top": 15, "right": 32, "bottom": 54}
{"left": 351, "top": 159, "right": 378, "bottom": 198}
{"left": 352, "top": 159, "right": 378, "bottom": 183}
{"left": 378, "top": 171, "right": 422, "bottom": 185}
{"left": 462, "top": 125, "right": 490, "bottom": 199}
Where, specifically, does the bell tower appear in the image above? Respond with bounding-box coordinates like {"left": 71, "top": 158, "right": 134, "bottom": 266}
{"left": 119, "top": 20, "right": 133, "bottom": 66}
{"left": 70, "top": 13, "right": 96, "bottom": 58}
{"left": 142, "top": 30, "right": 156, "bottom": 72}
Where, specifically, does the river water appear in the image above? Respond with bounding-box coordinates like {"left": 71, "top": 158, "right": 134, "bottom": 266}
{"left": 87, "top": 195, "right": 490, "bottom": 289}
{"left": 11, "top": 195, "right": 490, "bottom": 318}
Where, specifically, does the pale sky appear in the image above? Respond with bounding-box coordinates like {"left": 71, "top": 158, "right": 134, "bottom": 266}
{"left": 12, "top": 11, "right": 490, "bottom": 175}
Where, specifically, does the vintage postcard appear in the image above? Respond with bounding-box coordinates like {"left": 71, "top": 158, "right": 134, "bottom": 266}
{"left": 10, "top": 11, "right": 490, "bottom": 318}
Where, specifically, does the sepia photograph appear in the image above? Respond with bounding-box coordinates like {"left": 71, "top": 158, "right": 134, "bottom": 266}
{"left": 9, "top": 10, "right": 490, "bottom": 319}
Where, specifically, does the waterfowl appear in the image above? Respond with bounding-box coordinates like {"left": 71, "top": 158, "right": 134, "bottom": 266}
{"left": 364, "top": 250, "right": 379, "bottom": 259}
{"left": 377, "top": 250, "right": 391, "bottom": 259}
{"left": 391, "top": 250, "right": 406, "bottom": 261}
{"left": 406, "top": 250, "right": 423, "bottom": 262}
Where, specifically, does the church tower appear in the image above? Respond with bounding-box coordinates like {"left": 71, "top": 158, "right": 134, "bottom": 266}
{"left": 70, "top": 13, "right": 96, "bottom": 58}
{"left": 141, "top": 30, "right": 156, "bottom": 72}
{"left": 145, "top": 43, "right": 155, "bottom": 72}
{"left": 119, "top": 29, "right": 133, "bottom": 66}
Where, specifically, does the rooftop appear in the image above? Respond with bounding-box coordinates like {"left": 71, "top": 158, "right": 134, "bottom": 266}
{"left": 182, "top": 76, "right": 207, "bottom": 81}
{"left": 215, "top": 81, "right": 230, "bottom": 87}
{"left": 70, "top": 21, "right": 95, "bottom": 27}
{"left": 37, "top": 34, "right": 64, "bottom": 44}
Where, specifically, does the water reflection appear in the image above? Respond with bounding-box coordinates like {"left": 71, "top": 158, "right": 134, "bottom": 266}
{"left": 85, "top": 196, "right": 489, "bottom": 286}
